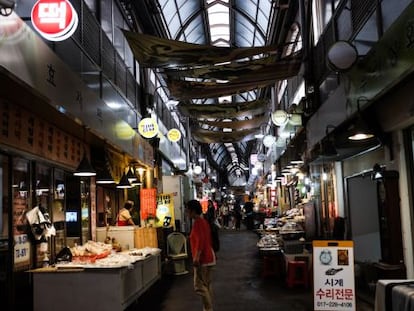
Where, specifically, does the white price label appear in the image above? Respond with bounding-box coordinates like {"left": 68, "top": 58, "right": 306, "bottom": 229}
{"left": 14, "top": 234, "right": 30, "bottom": 264}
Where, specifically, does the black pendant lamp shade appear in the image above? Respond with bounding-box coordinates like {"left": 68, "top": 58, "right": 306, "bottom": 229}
{"left": 347, "top": 117, "right": 375, "bottom": 141}
{"left": 96, "top": 167, "right": 115, "bottom": 184}
{"left": 347, "top": 98, "right": 375, "bottom": 141}
{"left": 126, "top": 166, "right": 137, "bottom": 182}
{"left": 74, "top": 152, "right": 96, "bottom": 177}
{"left": 116, "top": 172, "right": 132, "bottom": 189}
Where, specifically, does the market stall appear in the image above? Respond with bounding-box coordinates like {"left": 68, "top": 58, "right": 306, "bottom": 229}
{"left": 31, "top": 245, "right": 161, "bottom": 311}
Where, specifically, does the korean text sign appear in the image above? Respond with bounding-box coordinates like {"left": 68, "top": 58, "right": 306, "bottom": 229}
{"left": 313, "top": 240, "right": 356, "bottom": 311}
{"left": 140, "top": 188, "right": 157, "bottom": 220}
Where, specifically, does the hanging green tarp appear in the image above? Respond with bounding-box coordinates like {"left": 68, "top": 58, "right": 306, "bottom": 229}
{"left": 122, "top": 30, "right": 285, "bottom": 68}
{"left": 168, "top": 57, "right": 302, "bottom": 99}
{"left": 164, "top": 53, "right": 301, "bottom": 81}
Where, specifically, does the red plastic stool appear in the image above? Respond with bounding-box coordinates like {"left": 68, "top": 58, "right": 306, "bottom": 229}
{"left": 286, "top": 260, "right": 308, "bottom": 288}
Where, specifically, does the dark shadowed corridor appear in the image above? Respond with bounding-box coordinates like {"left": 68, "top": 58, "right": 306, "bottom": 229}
{"left": 127, "top": 228, "right": 374, "bottom": 311}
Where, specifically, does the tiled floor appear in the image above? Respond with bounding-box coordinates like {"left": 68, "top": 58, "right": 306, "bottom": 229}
{"left": 128, "top": 228, "right": 375, "bottom": 311}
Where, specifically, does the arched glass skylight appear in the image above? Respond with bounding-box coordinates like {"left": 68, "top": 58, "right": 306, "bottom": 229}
{"left": 207, "top": 0, "right": 230, "bottom": 47}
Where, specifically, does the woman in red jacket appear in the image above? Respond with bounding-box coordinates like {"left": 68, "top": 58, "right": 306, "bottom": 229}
{"left": 186, "top": 199, "right": 216, "bottom": 311}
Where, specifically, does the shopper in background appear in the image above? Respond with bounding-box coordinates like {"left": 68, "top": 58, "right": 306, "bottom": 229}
{"left": 220, "top": 202, "right": 230, "bottom": 229}
{"left": 244, "top": 196, "right": 254, "bottom": 230}
{"left": 186, "top": 199, "right": 216, "bottom": 311}
{"left": 233, "top": 201, "right": 242, "bottom": 230}
{"left": 116, "top": 200, "right": 135, "bottom": 226}
{"left": 205, "top": 200, "right": 216, "bottom": 224}
{"left": 205, "top": 199, "right": 220, "bottom": 253}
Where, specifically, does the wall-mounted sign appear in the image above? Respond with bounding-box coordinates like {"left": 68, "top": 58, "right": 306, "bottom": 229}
{"left": 31, "top": 0, "right": 79, "bottom": 42}
{"left": 167, "top": 128, "right": 181, "bottom": 142}
{"left": 14, "top": 234, "right": 30, "bottom": 269}
{"left": 271, "top": 110, "right": 289, "bottom": 126}
{"left": 140, "top": 188, "right": 157, "bottom": 221}
{"left": 138, "top": 117, "right": 159, "bottom": 139}
{"left": 156, "top": 193, "right": 175, "bottom": 228}
{"left": 313, "top": 240, "right": 356, "bottom": 311}
{"left": 289, "top": 113, "right": 302, "bottom": 126}
{"left": 0, "top": 101, "right": 82, "bottom": 169}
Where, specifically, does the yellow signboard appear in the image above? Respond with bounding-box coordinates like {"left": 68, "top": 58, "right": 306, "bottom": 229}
{"left": 138, "top": 117, "right": 159, "bottom": 139}
{"left": 156, "top": 193, "right": 175, "bottom": 228}
{"left": 167, "top": 128, "right": 181, "bottom": 142}
{"left": 313, "top": 240, "right": 356, "bottom": 311}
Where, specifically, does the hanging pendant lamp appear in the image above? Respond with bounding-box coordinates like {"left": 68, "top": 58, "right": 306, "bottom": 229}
{"left": 126, "top": 166, "right": 137, "bottom": 182}
{"left": 347, "top": 117, "right": 375, "bottom": 141}
{"left": 96, "top": 146, "right": 115, "bottom": 184}
{"left": 116, "top": 172, "right": 132, "bottom": 189}
{"left": 96, "top": 167, "right": 115, "bottom": 184}
{"left": 74, "top": 152, "right": 96, "bottom": 176}
{"left": 347, "top": 98, "right": 375, "bottom": 141}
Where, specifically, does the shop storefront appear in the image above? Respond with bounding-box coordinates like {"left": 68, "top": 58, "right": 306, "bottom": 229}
{"left": 0, "top": 5, "right": 157, "bottom": 309}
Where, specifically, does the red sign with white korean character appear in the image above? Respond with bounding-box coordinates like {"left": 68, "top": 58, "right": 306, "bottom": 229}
{"left": 31, "top": 0, "right": 79, "bottom": 41}
{"left": 140, "top": 188, "right": 157, "bottom": 220}
{"left": 313, "top": 240, "right": 356, "bottom": 311}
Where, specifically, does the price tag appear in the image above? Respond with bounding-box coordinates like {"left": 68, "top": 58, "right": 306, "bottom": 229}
{"left": 14, "top": 234, "right": 30, "bottom": 265}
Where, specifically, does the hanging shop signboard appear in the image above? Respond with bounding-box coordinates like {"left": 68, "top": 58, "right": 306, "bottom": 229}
{"left": 31, "top": 0, "right": 79, "bottom": 42}
{"left": 271, "top": 110, "right": 289, "bottom": 126}
{"left": 313, "top": 240, "right": 356, "bottom": 311}
{"left": 167, "top": 128, "right": 181, "bottom": 142}
{"left": 138, "top": 118, "right": 159, "bottom": 139}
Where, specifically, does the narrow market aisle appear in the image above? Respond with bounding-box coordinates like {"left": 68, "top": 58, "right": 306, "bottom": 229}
{"left": 128, "top": 228, "right": 374, "bottom": 311}
{"left": 128, "top": 228, "right": 312, "bottom": 311}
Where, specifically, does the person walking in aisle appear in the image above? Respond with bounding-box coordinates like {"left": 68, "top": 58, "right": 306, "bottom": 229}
{"left": 186, "top": 199, "right": 216, "bottom": 311}
{"left": 233, "top": 201, "right": 242, "bottom": 230}
{"left": 243, "top": 196, "right": 254, "bottom": 230}
{"left": 220, "top": 201, "right": 230, "bottom": 229}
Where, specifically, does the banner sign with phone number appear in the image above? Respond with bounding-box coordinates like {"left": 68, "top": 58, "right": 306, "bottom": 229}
{"left": 14, "top": 234, "right": 30, "bottom": 267}
{"left": 313, "top": 240, "right": 356, "bottom": 311}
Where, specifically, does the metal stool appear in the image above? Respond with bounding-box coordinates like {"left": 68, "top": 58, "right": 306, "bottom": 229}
{"left": 286, "top": 260, "right": 308, "bottom": 288}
